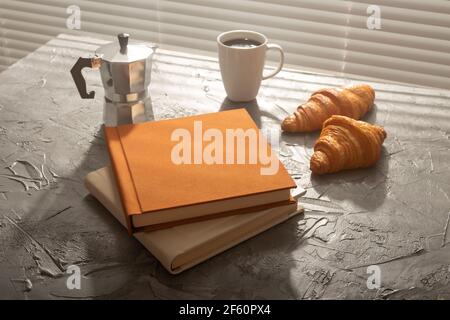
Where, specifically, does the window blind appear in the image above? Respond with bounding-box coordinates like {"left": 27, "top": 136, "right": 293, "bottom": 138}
{"left": 1, "top": 0, "right": 449, "bottom": 89}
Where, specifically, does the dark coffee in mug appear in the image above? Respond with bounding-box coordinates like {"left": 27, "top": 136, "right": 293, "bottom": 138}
{"left": 223, "top": 38, "right": 262, "bottom": 48}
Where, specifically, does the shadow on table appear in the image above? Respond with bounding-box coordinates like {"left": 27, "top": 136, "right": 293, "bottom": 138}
{"left": 310, "top": 146, "right": 390, "bottom": 212}
{"left": 154, "top": 161, "right": 390, "bottom": 298}
{"left": 220, "top": 98, "right": 262, "bottom": 128}
{"left": 149, "top": 210, "right": 305, "bottom": 299}
{"left": 4, "top": 99, "right": 163, "bottom": 299}
{"left": 364, "top": 102, "right": 379, "bottom": 124}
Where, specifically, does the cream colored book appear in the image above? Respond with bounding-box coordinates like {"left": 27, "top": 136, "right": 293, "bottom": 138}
{"left": 85, "top": 167, "right": 303, "bottom": 274}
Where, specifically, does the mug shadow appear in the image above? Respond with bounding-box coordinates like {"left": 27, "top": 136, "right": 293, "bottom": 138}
{"left": 219, "top": 98, "right": 262, "bottom": 128}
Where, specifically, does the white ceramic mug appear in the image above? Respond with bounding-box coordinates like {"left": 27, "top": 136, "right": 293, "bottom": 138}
{"left": 217, "top": 30, "right": 284, "bottom": 102}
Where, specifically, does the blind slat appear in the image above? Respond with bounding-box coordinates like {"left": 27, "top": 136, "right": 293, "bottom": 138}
{"left": 0, "top": 0, "right": 449, "bottom": 90}
{"left": 343, "top": 62, "right": 450, "bottom": 89}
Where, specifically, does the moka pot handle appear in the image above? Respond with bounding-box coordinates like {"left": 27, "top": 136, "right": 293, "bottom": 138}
{"left": 70, "top": 56, "right": 101, "bottom": 99}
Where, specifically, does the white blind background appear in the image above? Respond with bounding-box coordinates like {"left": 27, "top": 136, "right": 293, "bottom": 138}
{"left": 1, "top": 0, "right": 449, "bottom": 89}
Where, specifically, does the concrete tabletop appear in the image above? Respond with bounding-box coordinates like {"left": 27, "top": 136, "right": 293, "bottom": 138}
{"left": 0, "top": 34, "right": 449, "bottom": 299}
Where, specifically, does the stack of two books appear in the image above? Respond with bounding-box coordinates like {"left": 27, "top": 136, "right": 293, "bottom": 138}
{"left": 85, "top": 109, "right": 303, "bottom": 274}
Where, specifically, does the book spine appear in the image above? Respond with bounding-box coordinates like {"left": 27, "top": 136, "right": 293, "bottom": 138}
{"left": 104, "top": 126, "right": 142, "bottom": 234}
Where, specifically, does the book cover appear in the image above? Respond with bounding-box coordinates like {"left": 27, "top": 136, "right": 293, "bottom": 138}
{"left": 104, "top": 108, "right": 296, "bottom": 233}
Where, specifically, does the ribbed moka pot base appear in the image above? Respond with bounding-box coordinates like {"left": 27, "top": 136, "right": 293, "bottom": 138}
{"left": 103, "top": 96, "right": 153, "bottom": 127}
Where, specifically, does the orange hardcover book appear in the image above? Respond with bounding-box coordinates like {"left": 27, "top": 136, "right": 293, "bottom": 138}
{"left": 104, "top": 108, "right": 296, "bottom": 233}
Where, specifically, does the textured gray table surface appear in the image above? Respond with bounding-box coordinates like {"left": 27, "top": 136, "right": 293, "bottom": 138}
{"left": 0, "top": 34, "right": 450, "bottom": 299}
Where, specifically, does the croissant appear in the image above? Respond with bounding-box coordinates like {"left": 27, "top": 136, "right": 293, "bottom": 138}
{"left": 281, "top": 84, "right": 375, "bottom": 132}
{"left": 310, "top": 115, "right": 386, "bottom": 175}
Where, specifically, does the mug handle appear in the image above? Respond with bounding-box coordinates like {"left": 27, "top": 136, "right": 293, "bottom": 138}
{"left": 262, "top": 43, "right": 284, "bottom": 80}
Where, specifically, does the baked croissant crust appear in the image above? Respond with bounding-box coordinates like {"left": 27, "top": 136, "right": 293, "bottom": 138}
{"left": 281, "top": 84, "right": 375, "bottom": 132}
{"left": 310, "top": 115, "right": 386, "bottom": 175}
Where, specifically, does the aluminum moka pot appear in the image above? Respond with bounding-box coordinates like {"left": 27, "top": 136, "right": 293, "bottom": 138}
{"left": 70, "top": 33, "right": 155, "bottom": 126}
